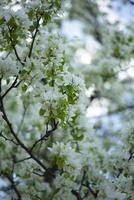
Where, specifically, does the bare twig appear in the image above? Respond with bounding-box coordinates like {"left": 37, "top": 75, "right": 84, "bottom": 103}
{"left": 15, "top": 156, "right": 32, "bottom": 163}
{"left": 72, "top": 190, "right": 82, "bottom": 200}
{"left": 17, "top": 104, "right": 28, "bottom": 133}
{"left": 7, "top": 24, "right": 24, "bottom": 66}
{"left": 0, "top": 131, "right": 18, "bottom": 145}
{"left": 30, "top": 121, "right": 59, "bottom": 151}
{"left": 82, "top": 181, "right": 99, "bottom": 199}
{"left": 72, "top": 171, "right": 86, "bottom": 200}
{"left": 0, "top": 78, "right": 2, "bottom": 94}
{"left": 128, "top": 150, "right": 134, "bottom": 161}
{"left": 28, "top": 15, "right": 41, "bottom": 58}
{"left": 1, "top": 76, "right": 22, "bottom": 99}
{"left": 116, "top": 149, "right": 134, "bottom": 178}
{"left": 32, "top": 171, "right": 44, "bottom": 177}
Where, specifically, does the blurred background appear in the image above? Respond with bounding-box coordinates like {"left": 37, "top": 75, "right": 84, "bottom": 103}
{"left": 58, "top": 0, "right": 134, "bottom": 141}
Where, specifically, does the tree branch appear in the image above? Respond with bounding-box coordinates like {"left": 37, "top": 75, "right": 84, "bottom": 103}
{"left": 7, "top": 25, "right": 24, "bottom": 66}
{"left": 0, "top": 97, "right": 48, "bottom": 172}
{"left": 2, "top": 172, "right": 21, "bottom": 200}
{"left": 0, "top": 78, "right": 2, "bottom": 94}
{"left": 30, "top": 121, "right": 59, "bottom": 151}
{"left": 128, "top": 149, "right": 134, "bottom": 161}
{"left": 0, "top": 131, "right": 18, "bottom": 145}
{"left": 1, "top": 76, "right": 22, "bottom": 99}
{"left": 28, "top": 16, "right": 41, "bottom": 58}
{"left": 15, "top": 156, "right": 32, "bottom": 163}
{"left": 1, "top": 15, "right": 42, "bottom": 100}
{"left": 82, "top": 181, "right": 98, "bottom": 199}
{"left": 71, "top": 172, "right": 87, "bottom": 200}
{"left": 17, "top": 104, "right": 28, "bottom": 133}
{"left": 116, "top": 149, "right": 134, "bottom": 178}
{"left": 72, "top": 190, "right": 82, "bottom": 200}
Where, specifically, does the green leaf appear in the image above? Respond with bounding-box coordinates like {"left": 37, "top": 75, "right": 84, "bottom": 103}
{"left": 56, "top": 156, "right": 66, "bottom": 170}
{"left": 29, "top": 25, "right": 35, "bottom": 33}
{"left": 39, "top": 107, "right": 45, "bottom": 116}
{"left": 7, "top": 17, "right": 17, "bottom": 30}
{"left": 27, "top": 10, "right": 34, "bottom": 20}
{"left": 41, "top": 191, "right": 47, "bottom": 200}
{"left": 6, "top": 78, "right": 10, "bottom": 85}
{"left": 0, "top": 17, "right": 4, "bottom": 25}
{"left": 72, "top": 133, "right": 84, "bottom": 141}
{"left": 43, "top": 12, "right": 51, "bottom": 25}
{"left": 22, "top": 84, "right": 28, "bottom": 92}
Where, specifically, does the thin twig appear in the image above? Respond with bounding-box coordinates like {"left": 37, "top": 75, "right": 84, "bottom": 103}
{"left": 1, "top": 76, "right": 18, "bottom": 99}
{"left": 72, "top": 190, "right": 82, "bottom": 200}
{"left": 32, "top": 171, "right": 44, "bottom": 177}
{"left": 15, "top": 156, "right": 32, "bottom": 163}
{"left": 0, "top": 97, "right": 48, "bottom": 172}
{"left": 82, "top": 181, "right": 99, "bottom": 199}
{"left": 17, "top": 104, "right": 28, "bottom": 133}
{"left": 7, "top": 24, "right": 24, "bottom": 66}
{"left": 30, "top": 121, "right": 59, "bottom": 151}
{"left": 72, "top": 171, "right": 89, "bottom": 200}
{"left": 3, "top": 172, "right": 21, "bottom": 200}
{"left": 28, "top": 16, "right": 41, "bottom": 58}
{"left": 0, "top": 131, "right": 18, "bottom": 145}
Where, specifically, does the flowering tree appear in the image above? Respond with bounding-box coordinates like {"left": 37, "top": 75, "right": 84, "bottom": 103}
{"left": 0, "top": 0, "right": 134, "bottom": 200}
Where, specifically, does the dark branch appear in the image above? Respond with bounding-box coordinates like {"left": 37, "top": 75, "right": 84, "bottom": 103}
{"left": 82, "top": 181, "right": 98, "bottom": 199}
{"left": 0, "top": 97, "right": 48, "bottom": 172}
{"left": 17, "top": 104, "right": 28, "bottom": 133}
{"left": 1, "top": 16, "right": 41, "bottom": 100}
{"left": 7, "top": 25, "right": 24, "bottom": 66}
{"left": 28, "top": 16, "right": 41, "bottom": 58}
{"left": 116, "top": 149, "right": 134, "bottom": 178}
{"left": 72, "top": 172, "right": 86, "bottom": 200}
{"left": 1, "top": 76, "right": 22, "bottom": 99}
{"left": 30, "top": 121, "right": 59, "bottom": 151}
{"left": 2, "top": 172, "right": 21, "bottom": 200}
{"left": 0, "top": 78, "right": 2, "bottom": 94}
{"left": 15, "top": 156, "right": 32, "bottom": 163}
{"left": 128, "top": 149, "right": 134, "bottom": 161}
{"left": 72, "top": 190, "right": 82, "bottom": 200}
{"left": 32, "top": 171, "right": 44, "bottom": 177}
{"left": 0, "top": 131, "right": 18, "bottom": 145}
